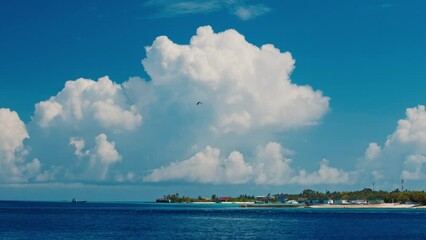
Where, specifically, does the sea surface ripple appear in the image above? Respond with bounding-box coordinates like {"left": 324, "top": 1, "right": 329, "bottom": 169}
{"left": 1, "top": 201, "right": 426, "bottom": 239}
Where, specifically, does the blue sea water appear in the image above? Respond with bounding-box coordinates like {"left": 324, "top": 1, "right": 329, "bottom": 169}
{"left": 1, "top": 201, "right": 426, "bottom": 239}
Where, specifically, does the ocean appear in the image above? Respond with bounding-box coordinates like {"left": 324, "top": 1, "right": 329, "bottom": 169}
{"left": 1, "top": 201, "right": 426, "bottom": 239}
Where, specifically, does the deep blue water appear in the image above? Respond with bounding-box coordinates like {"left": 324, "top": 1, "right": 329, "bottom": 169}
{"left": 1, "top": 201, "right": 426, "bottom": 239}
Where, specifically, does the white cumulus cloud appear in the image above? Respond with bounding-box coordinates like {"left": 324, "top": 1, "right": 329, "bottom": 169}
{"left": 33, "top": 76, "right": 142, "bottom": 132}
{"left": 5, "top": 26, "right": 333, "bottom": 187}
{"left": 144, "top": 146, "right": 253, "bottom": 184}
{"left": 0, "top": 109, "right": 28, "bottom": 156}
{"left": 292, "top": 160, "right": 351, "bottom": 185}
{"left": 402, "top": 154, "right": 426, "bottom": 180}
{"left": 365, "top": 142, "right": 382, "bottom": 160}
{"left": 69, "top": 134, "right": 122, "bottom": 181}
{"left": 360, "top": 105, "right": 426, "bottom": 184}
{"left": 144, "top": 142, "right": 351, "bottom": 185}
{"left": 254, "top": 142, "right": 293, "bottom": 185}
{"left": 143, "top": 26, "right": 329, "bottom": 133}
{"left": 0, "top": 108, "right": 40, "bottom": 182}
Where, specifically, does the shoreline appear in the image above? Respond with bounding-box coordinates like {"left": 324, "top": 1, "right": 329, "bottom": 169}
{"left": 308, "top": 203, "right": 425, "bottom": 209}
{"left": 161, "top": 201, "right": 426, "bottom": 209}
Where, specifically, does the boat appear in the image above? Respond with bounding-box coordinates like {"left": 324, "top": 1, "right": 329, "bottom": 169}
{"left": 71, "top": 198, "right": 87, "bottom": 203}
{"left": 156, "top": 198, "right": 172, "bottom": 203}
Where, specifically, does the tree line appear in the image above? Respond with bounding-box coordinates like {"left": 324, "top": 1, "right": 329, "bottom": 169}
{"left": 285, "top": 188, "right": 426, "bottom": 204}
{"left": 160, "top": 188, "right": 426, "bottom": 204}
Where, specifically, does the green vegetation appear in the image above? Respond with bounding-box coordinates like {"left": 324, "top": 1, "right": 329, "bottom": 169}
{"left": 284, "top": 188, "right": 426, "bottom": 204}
{"left": 159, "top": 188, "right": 426, "bottom": 204}
{"left": 160, "top": 193, "right": 256, "bottom": 203}
{"left": 228, "top": 194, "right": 256, "bottom": 202}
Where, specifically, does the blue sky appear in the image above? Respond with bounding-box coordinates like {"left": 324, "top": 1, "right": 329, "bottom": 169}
{"left": 1, "top": 0, "right": 426, "bottom": 201}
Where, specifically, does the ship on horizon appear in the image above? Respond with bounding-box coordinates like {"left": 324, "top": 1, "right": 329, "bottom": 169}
{"left": 71, "top": 198, "right": 87, "bottom": 203}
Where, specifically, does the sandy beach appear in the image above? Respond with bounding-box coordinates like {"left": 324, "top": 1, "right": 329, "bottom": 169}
{"left": 308, "top": 203, "right": 424, "bottom": 209}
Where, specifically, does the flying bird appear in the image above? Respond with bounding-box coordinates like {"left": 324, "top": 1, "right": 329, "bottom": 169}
{"left": 197, "top": 101, "right": 203, "bottom": 105}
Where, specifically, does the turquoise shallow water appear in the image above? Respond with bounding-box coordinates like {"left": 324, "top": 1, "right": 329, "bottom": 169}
{"left": 1, "top": 201, "right": 426, "bottom": 239}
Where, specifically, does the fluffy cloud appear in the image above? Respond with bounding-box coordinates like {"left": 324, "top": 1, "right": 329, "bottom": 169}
{"left": 33, "top": 134, "right": 124, "bottom": 183}
{"left": 5, "top": 26, "right": 332, "bottom": 187}
{"left": 254, "top": 142, "right": 293, "bottom": 184}
{"left": 0, "top": 109, "right": 28, "bottom": 157}
{"left": 144, "top": 146, "right": 253, "bottom": 184}
{"left": 0, "top": 108, "right": 40, "bottom": 182}
{"left": 33, "top": 76, "right": 142, "bottom": 132}
{"left": 402, "top": 154, "right": 426, "bottom": 180}
{"left": 255, "top": 143, "right": 352, "bottom": 185}
{"left": 365, "top": 142, "right": 382, "bottom": 160}
{"left": 143, "top": 26, "right": 329, "bottom": 133}
{"left": 69, "top": 134, "right": 122, "bottom": 180}
{"left": 223, "top": 151, "right": 254, "bottom": 184}
{"left": 361, "top": 105, "right": 426, "bottom": 183}
{"left": 27, "top": 76, "right": 142, "bottom": 183}
{"left": 69, "top": 137, "right": 87, "bottom": 158}
{"left": 144, "top": 142, "right": 351, "bottom": 185}
{"left": 292, "top": 160, "right": 351, "bottom": 185}
{"left": 386, "top": 105, "right": 426, "bottom": 146}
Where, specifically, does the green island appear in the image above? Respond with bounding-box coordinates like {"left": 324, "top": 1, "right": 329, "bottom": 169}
{"left": 156, "top": 188, "right": 426, "bottom": 208}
